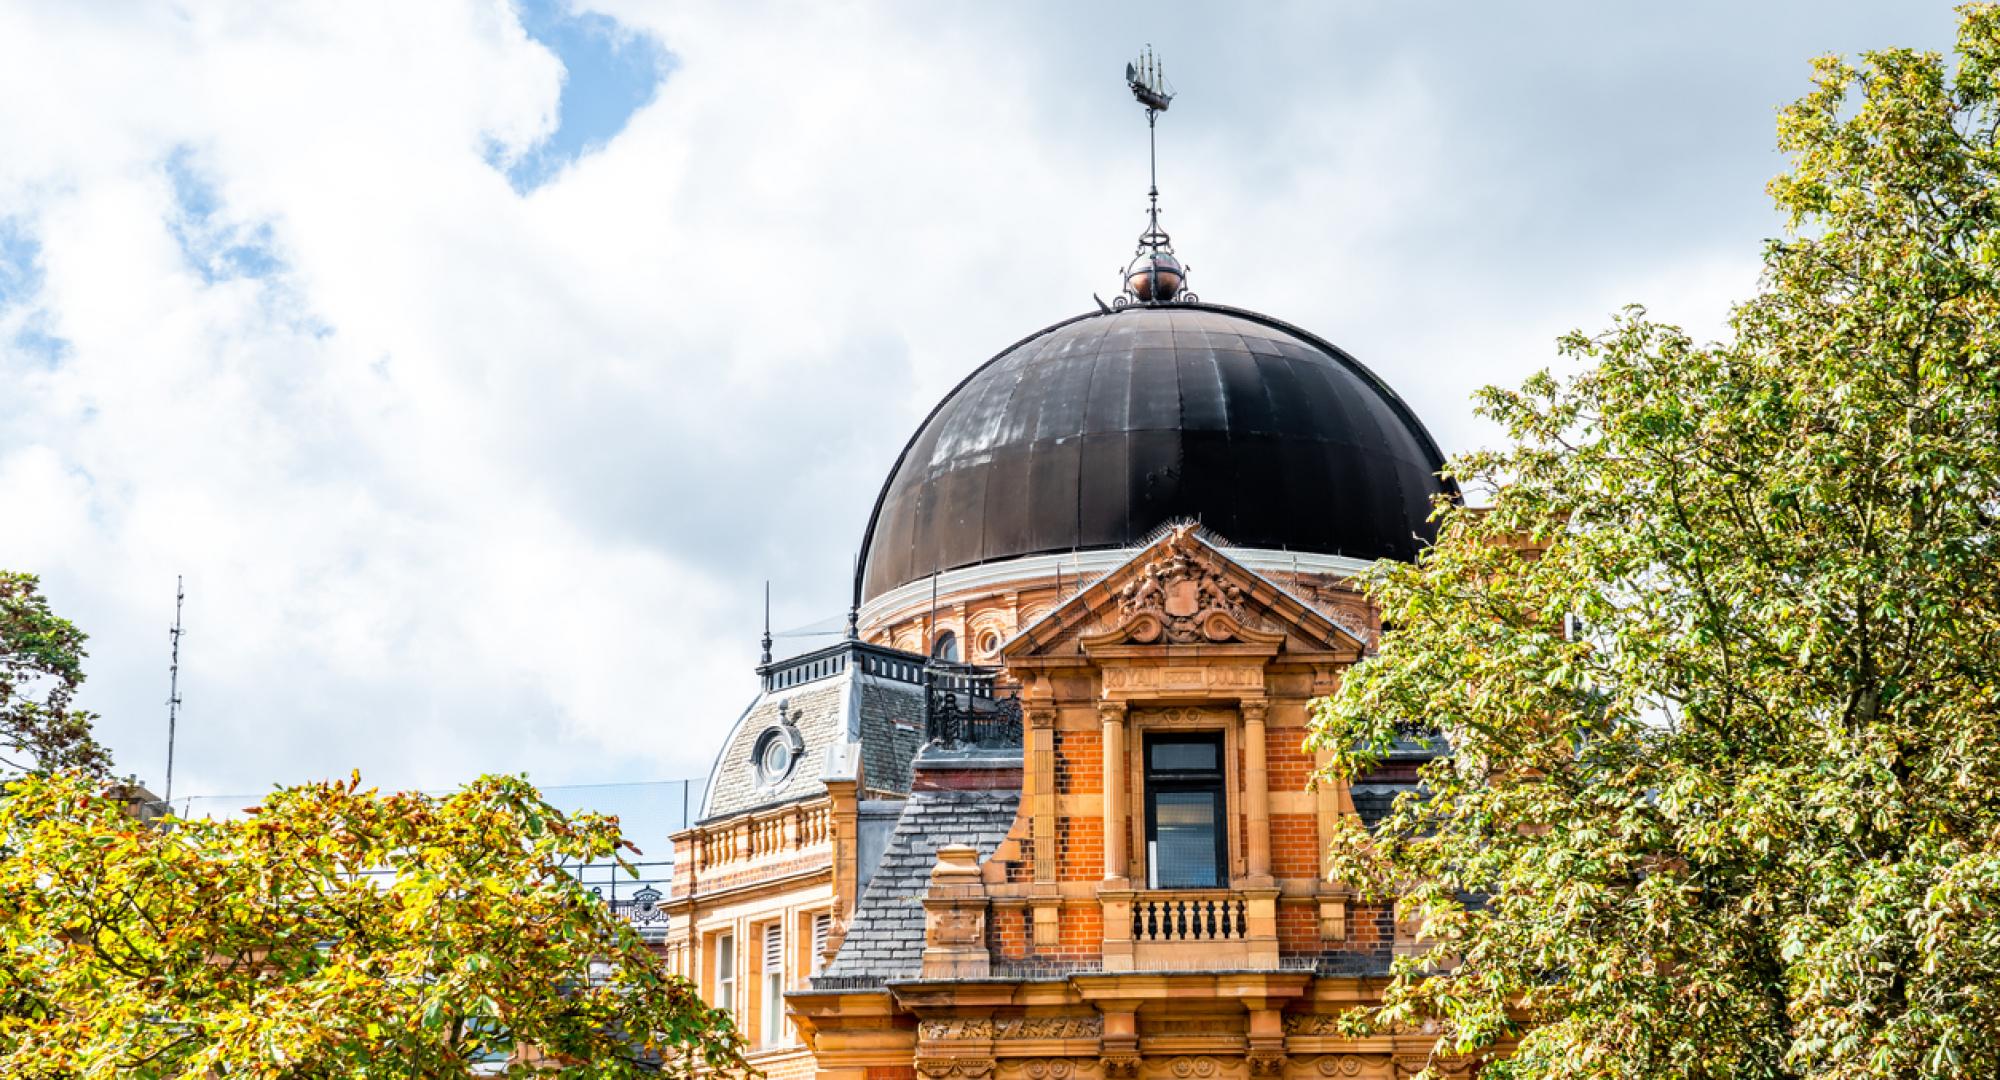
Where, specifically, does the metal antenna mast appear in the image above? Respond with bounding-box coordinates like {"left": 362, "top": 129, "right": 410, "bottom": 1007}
{"left": 760, "top": 580, "right": 773, "bottom": 665}
{"left": 164, "top": 576, "right": 185, "bottom": 805}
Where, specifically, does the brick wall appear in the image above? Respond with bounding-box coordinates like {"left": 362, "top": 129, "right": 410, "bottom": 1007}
{"left": 990, "top": 906, "right": 1031, "bottom": 959}
{"left": 1264, "top": 724, "right": 1315, "bottom": 792}
{"left": 1054, "top": 729, "right": 1102, "bottom": 794}
{"left": 1277, "top": 902, "right": 1320, "bottom": 953}
{"left": 1056, "top": 816, "right": 1103, "bottom": 882}
{"left": 1044, "top": 902, "right": 1103, "bottom": 959}
{"left": 1269, "top": 812, "right": 1320, "bottom": 879}
{"left": 866, "top": 1067, "right": 917, "bottom": 1080}
{"left": 1347, "top": 902, "right": 1395, "bottom": 949}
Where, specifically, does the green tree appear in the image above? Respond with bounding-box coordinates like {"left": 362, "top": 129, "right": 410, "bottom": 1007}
{"left": 0, "top": 772, "right": 748, "bottom": 1078}
{"left": 1309, "top": 7, "right": 2000, "bottom": 1078}
{"left": 0, "top": 572, "right": 111, "bottom": 779}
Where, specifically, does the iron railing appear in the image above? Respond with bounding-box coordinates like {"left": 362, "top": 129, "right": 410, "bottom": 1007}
{"left": 759, "top": 640, "right": 927, "bottom": 693}
{"left": 924, "top": 661, "right": 1022, "bottom": 748}
{"left": 566, "top": 859, "right": 673, "bottom": 942}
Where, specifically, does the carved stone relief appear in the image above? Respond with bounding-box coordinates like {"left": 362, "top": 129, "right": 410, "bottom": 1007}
{"left": 1311, "top": 1056, "right": 1392, "bottom": 1078}
{"left": 923, "top": 1018, "right": 996, "bottom": 1040}
{"left": 918, "top": 1059, "right": 997, "bottom": 1080}
{"left": 1282, "top": 1014, "right": 1441, "bottom": 1038}
{"left": 1017, "top": 1060, "right": 1095, "bottom": 1080}
{"left": 1078, "top": 525, "right": 1285, "bottom": 647}
{"left": 921, "top": 1016, "right": 1106, "bottom": 1042}
{"left": 1281, "top": 1015, "right": 1341, "bottom": 1037}
{"left": 1100, "top": 1052, "right": 1142, "bottom": 1080}
{"left": 1247, "top": 1051, "right": 1287, "bottom": 1078}
{"left": 1116, "top": 542, "right": 1251, "bottom": 644}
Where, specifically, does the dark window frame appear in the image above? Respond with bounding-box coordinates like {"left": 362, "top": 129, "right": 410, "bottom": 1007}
{"left": 930, "top": 630, "right": 959, "bottom": 661}
{"left": 1142, "top": 730, "right": 1228, "bottom": 889}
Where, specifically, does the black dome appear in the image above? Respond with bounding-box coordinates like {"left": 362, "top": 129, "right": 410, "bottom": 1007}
{"left": 857, "top": 303, "right": 1451, "bottom": 602}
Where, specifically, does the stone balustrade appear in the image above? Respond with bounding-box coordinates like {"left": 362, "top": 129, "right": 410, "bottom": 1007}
{"left": 690, "top": 800, "right": 832, "bottom": 872}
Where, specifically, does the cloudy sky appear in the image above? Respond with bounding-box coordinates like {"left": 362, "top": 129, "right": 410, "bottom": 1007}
{"left": 0, "top": 2, "right": 1959, "bottom": 823}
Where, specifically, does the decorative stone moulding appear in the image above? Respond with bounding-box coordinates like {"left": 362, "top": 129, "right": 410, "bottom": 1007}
{"left": 1099, "top": 1051, "right": 1143, "bottom": 1080}
{"left": 1312, "top": 1056, "right": 1393, "bottom": 1079}
{"left": 922, "top": 844, "right": 993, "bottom": 979}
{"left": 917, "top": 1058, "right": 998, "bottom": 1080}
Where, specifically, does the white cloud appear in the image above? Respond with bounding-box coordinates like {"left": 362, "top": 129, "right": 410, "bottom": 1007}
{"left": 0, "top": 0, "right": 1958, "bottom": 816}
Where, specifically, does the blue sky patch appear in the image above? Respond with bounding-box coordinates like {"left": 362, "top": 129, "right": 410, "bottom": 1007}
{"left": 493, "top": 0, "right": 673, "bottom": 194}
{"left": 164, "top": 147, "right": 284, "bottom": 284}
{"left": 0, "top": 218, "right": 70, "bottom": 367}
{"left": 0, "top": 217, "right": 41, "bottom": 309}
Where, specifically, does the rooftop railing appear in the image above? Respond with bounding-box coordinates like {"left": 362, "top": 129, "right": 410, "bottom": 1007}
{"left": 924, "top": 661, "right": 1022, "bottom": 749}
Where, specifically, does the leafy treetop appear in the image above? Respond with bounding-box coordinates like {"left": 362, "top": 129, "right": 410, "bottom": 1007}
{"left": 0, "top": 771, "right": 750, "bottom": 1078}
{"left": 1310, "top": 6, "right": 2000, "bottom": 1079}
{"left": 0, "top": 572, "right": 111, "bottom": 779}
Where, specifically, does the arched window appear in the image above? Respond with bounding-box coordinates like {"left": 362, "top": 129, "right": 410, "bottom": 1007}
{"left": 930, "top": 630, "right": 959, "bottom": 662}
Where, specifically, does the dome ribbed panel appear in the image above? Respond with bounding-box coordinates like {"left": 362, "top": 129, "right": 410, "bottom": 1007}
{"left": 857, "top": 304, "right": 1451, "bottom": 601}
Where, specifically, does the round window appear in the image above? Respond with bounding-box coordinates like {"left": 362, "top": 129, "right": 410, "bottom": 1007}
{"left": 753, "top": 727, "right": 800, "bottom": 787}
{"left": 979, "top": 630, "right": 1002, "bottom": 656}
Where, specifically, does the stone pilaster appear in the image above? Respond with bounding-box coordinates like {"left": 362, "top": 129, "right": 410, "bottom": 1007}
{"left": 1241, "top": 698, "right": 1273, "bottom": 885}
{"left": 1100, "top": 700, "right": 1129, "bottom": 885}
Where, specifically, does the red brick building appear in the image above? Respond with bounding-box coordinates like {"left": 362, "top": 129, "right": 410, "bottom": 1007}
{"left": 666, "top": 123, "right": 1499, "bottom": 1075}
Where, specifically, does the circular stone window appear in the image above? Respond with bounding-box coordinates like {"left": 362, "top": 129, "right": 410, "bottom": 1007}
{"left": 979, "top": 630, "right": 1002, "bottom": 657}
{"left": 753, "top": 727, "right": 802, "bottom": 788}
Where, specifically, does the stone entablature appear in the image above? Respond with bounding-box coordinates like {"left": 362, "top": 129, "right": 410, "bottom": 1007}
{"left": 791, "top": 971, "right": 1503, "bottom": 1080}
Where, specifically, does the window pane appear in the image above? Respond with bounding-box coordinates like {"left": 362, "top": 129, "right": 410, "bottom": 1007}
{"left": 811, "top": 913, "right": 831, "bottom": 975}
{"left": 1153, "top": 791, "right": 1221, "bottom": 888}
{"left": 1150, "top": 740, "right": 1218, "bottom": 772}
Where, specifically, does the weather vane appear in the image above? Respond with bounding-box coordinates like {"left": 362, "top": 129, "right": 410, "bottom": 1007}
{"left": 1117, "top": 45, "right": 1194, "bottom": 306}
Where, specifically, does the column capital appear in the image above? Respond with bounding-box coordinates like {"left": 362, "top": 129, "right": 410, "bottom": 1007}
{"left": 1098, "top": 700, "right": 1129, "bottom": 722}
{"left": 1239, "top": 698, "right": 1269, "bottom": 723}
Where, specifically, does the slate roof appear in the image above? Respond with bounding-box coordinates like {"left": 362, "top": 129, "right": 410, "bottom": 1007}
{"left": 817, "top": 768, "right": 1021, "bottom": 985}
{"left": 857, "top": 680, "right": 924, "bottom": 797}
{"left": 700, "top": 650, "right": 926, "bottom": 822}
{"left": 1348, "top": 783, "right": 1416, "bottom": 831}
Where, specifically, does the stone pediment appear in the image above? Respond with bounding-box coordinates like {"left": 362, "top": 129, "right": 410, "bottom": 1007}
{"left": 1002, "top": 525, "right": 1366, "bottom": 663}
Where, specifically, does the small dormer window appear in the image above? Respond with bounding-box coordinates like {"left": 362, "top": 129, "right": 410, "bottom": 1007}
{"left": 753, "top": 726, "right": 801, "bottom": 789}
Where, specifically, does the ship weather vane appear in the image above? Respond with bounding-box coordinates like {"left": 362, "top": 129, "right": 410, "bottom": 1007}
{"left": 1116, "top": 45, "right": 1196, "bottom": 307}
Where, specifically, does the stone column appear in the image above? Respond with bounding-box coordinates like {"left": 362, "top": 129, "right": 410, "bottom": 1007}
{"left": 1100, "top": 701, "right": 1128, "bottom": 885}
{"left": 1241, "top": 698, "right": 1272, "bottom": 883}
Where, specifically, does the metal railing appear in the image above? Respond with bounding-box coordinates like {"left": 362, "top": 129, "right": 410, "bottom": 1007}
{"left": 759, "top": 640, "right": 928, "bottom": 693}
{"left": 566, "top": 859, "right": 673, "bottom": 942}
{"left": 924, "top": 661, "right": 1022, "bottom": 748}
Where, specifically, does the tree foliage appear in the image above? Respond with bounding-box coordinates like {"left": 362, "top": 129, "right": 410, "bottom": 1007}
{"left": 0, "top": 772, "right": 748, "bottom": 1078}
{"left": 1310, "top": 7, "right": 2000, "bottom": 1078}
{"left": 0, "top": 572, "right": 111, "bottom": 778}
